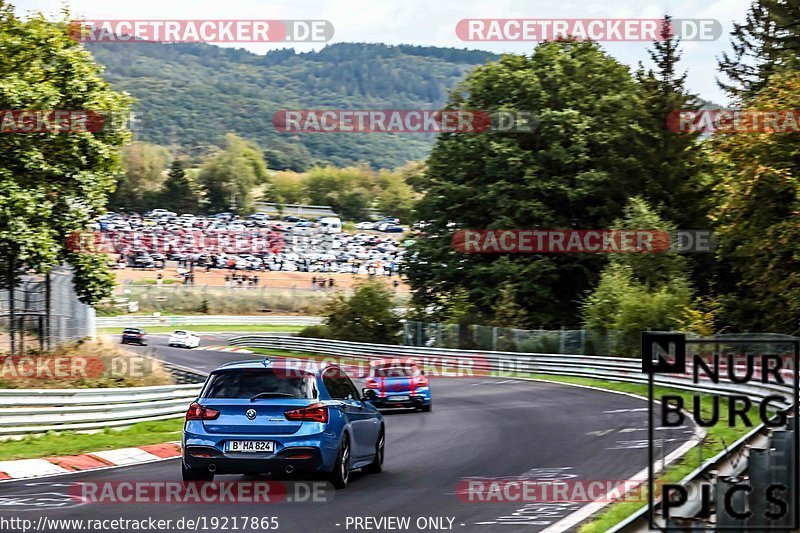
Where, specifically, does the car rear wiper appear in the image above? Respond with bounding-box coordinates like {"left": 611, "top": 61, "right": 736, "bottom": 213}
{"left": 249, "top": 392, "right": 296, "bottom": 401}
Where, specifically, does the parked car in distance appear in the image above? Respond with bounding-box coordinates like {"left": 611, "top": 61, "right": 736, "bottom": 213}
{"left": 318, "top": 217, "right": 342, "bottom": 233}
{"left": 382, "top": 225, "right": 404, "bottom": 233}
{"left": 121, "top": 327, "right": 147, "bottom": 346}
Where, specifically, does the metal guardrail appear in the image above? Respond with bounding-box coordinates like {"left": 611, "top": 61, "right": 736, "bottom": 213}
{"left": 96, "top": 315, "right": 323, "bottom": 328}
{"left": 0, "top": 383, "right": 203, "bottom": 436}
{"left": 0, "top": 356, "right": 209, "bottom": 438}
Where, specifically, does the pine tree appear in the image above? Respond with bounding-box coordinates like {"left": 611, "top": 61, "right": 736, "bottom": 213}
{"left": 160, "top": 159, "right": 199, "bottom": 213}
{"left": 635, "top": 15, "right": 705, "bottom": 229}
{"left": 717, "top": 0, "right": 800, "bottom": 103}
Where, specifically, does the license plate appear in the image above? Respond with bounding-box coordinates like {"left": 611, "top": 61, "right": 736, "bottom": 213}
{"left": 226, "top": 440, "right": 274, "bottom": 453}
{"left": 388, "top": 395, "right": 409, "bottom": 401}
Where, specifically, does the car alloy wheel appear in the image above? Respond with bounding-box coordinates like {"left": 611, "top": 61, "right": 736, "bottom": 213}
{"left": 340, "top": 438, "right": 350, "bottom": 485}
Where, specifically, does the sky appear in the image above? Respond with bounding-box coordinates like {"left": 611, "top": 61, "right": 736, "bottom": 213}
{"left": 18, "top": 0, "right": 752, "bottom": 105}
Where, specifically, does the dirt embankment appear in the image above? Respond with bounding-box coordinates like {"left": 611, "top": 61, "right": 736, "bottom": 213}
{"left": 0, "top": 338, "right": 173, "bottom": 389}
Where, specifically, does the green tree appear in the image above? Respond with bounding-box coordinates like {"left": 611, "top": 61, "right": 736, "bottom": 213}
{"left": 718, "top": 0, "right": 800, "bottom": 102}
{"left": 158, "top": 159, "right": 201, "bottom": 214}
{"left": 110, "top": 142, "right": 171, "bottom": 211}
{"left": 582, "top": 198, "right": 696, "bottom": 354}
{"left": 0, "top": 5, "right": 131, "bottom": 352}
{"left": 197, "top": 133, "right": 269, "bottom": 214}
{"left": 635, "top": 15, "right": 707, "bottom": 229}
{"left": 269, "top": 171, "right": 309, "bottom": 205}
{"left": 305, "top": 165, "right": 376, "bottom": 220}
{"left": 407, "top": 40, "right": 651, "bottom": 327}
{"left": 708, "top": 71, "right": 800, "bottom": 334}
{"left": 302, "top": 280, "right": 402, "bottom": 343}
{"left": 375, "top": 170, "right": 415, "bottom": 222}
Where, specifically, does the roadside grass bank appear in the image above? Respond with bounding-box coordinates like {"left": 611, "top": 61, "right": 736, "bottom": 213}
{"left": 0, "top": 339, "right": 173, "bottom": 389}
{"left": 0, "top": 419, "right": 183, "bottom": 461}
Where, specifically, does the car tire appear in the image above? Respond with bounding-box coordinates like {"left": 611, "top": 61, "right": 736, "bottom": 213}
{"left": 182, "top": 462, "right": 214, "bottom": 482}
{"left": 363, "top": 428, "right": 384, "bottom": 474}
{"left": 328, "top": 434, "right": 350, "bottom": 489}
{"left": 422, "top": 403, "right": 432, "bottom": 412}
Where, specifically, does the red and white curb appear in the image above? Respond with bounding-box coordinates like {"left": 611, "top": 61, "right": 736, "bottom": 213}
{"left": 0, "top": 442, "right": 181, "bottom": 481}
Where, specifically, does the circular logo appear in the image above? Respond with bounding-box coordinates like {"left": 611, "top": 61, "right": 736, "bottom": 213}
{"left": 246, "top": 409, "right": 257, "bottom": 420}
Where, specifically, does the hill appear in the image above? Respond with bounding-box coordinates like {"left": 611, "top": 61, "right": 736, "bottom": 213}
{"left": 86, "top": 41, "right": 499, "bottom": 170}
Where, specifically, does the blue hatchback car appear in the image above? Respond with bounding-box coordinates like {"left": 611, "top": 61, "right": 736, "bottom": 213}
{"left": 182, "top": 358, "right": 385, "bottom": 489}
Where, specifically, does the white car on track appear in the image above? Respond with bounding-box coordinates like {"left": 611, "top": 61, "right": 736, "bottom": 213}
{"left": 168, "top": 330, "right": 200, "bottom": 349}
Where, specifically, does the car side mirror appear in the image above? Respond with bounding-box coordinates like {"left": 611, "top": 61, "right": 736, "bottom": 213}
{"left": 362, "top": 388, "right": 377, "bottom": 402}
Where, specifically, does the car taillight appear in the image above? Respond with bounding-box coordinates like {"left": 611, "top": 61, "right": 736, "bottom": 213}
{"left": 414, "top": 375, "right": 429, "bottom": 387}
{"left": 284, "top": 403, "right": 328, "bottom": 423}
{"left": 185, "top": 402, "right": 220, "bottom": 421}
{"left": 365, "top": 378, "right": 379, "bottom": 389}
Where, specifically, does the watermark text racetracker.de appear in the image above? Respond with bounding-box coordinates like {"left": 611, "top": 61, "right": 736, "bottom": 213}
{"left": 65, "top": 229, "right": 285, "bottom": 256}
{"left": 668, "top": 109, "right": 800, "bottom": 134}
{"left": 70, "top": 19, "right": 333, "bottom": 43}
{"left": 0, "top": 354, "right": 153, "bottom": 380}
{"left": 270, "top": 355, "right": 524, "bottom": 379}
{"left": 457, "top": 478, "right": 650, "bottom": 502}
{"left": 0, "top": 110, "right": 135, "bottom": 133}
{"left": 69, "top": 480, "right": 330, "bottom": 504}
{"left": 452, "top": 229, "right": 715, "bottom": 254}
{"left": 273, "top": 109, "right": 536, "bottom": 133}
{"left": 455, "top": 18, "right": 722, "bottom": 41}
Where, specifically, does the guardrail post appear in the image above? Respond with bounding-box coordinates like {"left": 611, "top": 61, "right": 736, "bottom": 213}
{"left": 770, "top": 430, "right": 794, "bottom": 528}
{"left": 748, "top": 447, "right": 771, "bottom": 529}
{"left": 716, "top": 476, "right": 748, "bottom": 530}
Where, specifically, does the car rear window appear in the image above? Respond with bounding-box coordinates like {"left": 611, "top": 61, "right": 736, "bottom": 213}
{"left": 173, "top": 330, "right": 187, "bottom": 335}
{"left": 202, "top": 370, "right": 317, "bottom": 399}
{"left": 123, "top": 328, "right": 142, "bottom": 334}
{"left": 373, "top": 364, "right": 419, "bottom": 378}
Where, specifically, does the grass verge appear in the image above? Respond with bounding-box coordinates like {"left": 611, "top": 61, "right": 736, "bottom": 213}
{"left": 0, "top": 419, "right": 183, "bottom": 462}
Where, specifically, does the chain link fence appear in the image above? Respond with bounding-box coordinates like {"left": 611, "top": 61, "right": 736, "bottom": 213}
{"left": 402, "top": 321, "right": 798, "bottom": 357}
{"left": 0, "top": 266, "right": 95, "bottom": 354}
{"left": 401, "top": 321, "right": 624, "bottom": 355}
